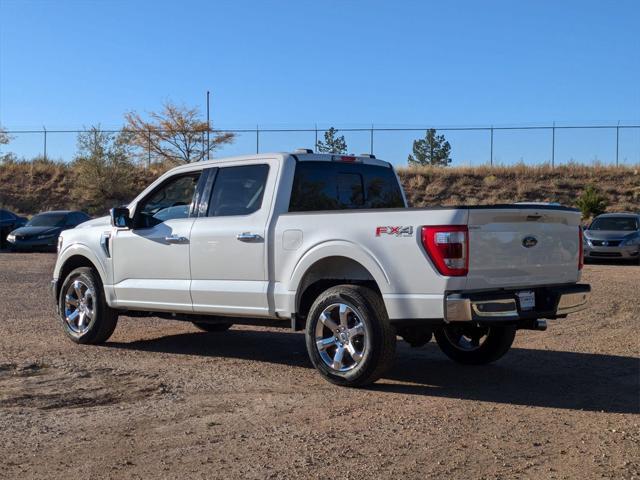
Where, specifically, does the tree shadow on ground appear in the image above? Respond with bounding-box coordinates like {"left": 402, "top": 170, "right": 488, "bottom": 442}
{"left": 106, "top": 327, "right": 639, "bottom": 414}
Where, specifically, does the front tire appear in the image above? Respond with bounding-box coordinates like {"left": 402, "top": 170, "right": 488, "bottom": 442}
{"left": 434, "top": 324, "right": 516, "bottom": 365}
{"left": 58, "top": 267, "right": 118, "bottom": 344}
{"left": 305, "top": 285, "right": 396, "bottom": 387}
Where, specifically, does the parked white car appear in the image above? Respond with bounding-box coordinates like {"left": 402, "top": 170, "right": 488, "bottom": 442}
{"left": 51, "top": 151, "right": 590, "bottom": 386}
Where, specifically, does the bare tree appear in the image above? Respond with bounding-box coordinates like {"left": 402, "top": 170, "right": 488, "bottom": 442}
{"left": 72, "top": 126, "right": 137, "bottom": 214}
{"left": 0, "top": 125, "right": 13, "bottom": 162}
{"left": 124, "top": 101, "right": 234, "bottom": 164}
{"left": 0, "top": 125, "right": 12, "bottom": 146}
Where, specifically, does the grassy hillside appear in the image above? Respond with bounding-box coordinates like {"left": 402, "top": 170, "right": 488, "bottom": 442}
{"left": 398, "top": 163, "right": 640, "bottom": 213}
{"left": 1, "top": 160, "right": 638, "bottom": 217}
{"left": 0, "top": 158, "right": 164, "bottom": 216}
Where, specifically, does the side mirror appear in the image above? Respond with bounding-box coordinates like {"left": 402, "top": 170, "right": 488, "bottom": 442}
{"left": 110, "top": 207, "right": 132, "bottom": 228}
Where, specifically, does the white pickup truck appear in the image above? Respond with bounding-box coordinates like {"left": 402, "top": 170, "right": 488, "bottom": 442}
{"left": 52, "top": 151, "right": 590, "bottom": 386}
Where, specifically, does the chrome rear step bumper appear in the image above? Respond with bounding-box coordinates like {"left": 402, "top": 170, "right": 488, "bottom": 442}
{"left": 445, "top": 283, "right": 590, "bottom": 323}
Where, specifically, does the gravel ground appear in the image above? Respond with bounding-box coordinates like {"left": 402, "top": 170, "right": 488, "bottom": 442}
{"left": 0, "top": 253, "right": 638, "bottom": 479}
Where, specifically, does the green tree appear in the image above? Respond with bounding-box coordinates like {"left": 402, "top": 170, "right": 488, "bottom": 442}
{"left": 316, "top": 127, "right": 348, "bottom": 154}
{"left": 575, "top": 185, "right": 607, "bottom": 219}
{"left": 124, "top": 101, "right": 234, "bottom": 164}
{"left": 408, "top": 129, "right": 452, "bottom": 166}
{"left": 72, "top": 126, "right": 138, "bottom": 214}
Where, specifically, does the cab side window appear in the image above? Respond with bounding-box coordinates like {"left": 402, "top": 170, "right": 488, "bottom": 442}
{"left": 207, "top": 165, "right": 269, "bottom": 217}
{"left": 136, "top": 173, "right": 201, "bottom": 228}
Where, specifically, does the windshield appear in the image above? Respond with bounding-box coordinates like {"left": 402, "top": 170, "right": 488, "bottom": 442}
{"left": 589, "top": 217, "right": 638, "bottom": 231}
{"left": 26, "top": 213, "right": 67, "bottom": 227}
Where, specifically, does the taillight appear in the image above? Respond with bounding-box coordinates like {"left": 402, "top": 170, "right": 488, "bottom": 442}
{"left": 578, "top": 225, "right": 584, "bottom": 270}
{"left": 421, "top": 225, "right": 469, "bottom": 276}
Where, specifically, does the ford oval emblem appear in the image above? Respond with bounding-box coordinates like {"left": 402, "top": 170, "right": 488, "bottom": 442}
{"left": 522, "top": 236, "right": 538, "bottom": 248}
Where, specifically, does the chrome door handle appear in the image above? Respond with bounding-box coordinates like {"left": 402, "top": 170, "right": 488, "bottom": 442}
{"left": 164, "top": 235, "right": 188, "bottom": 244}
{"left": 236, "top": 232, "right": 262, "bottom": 242}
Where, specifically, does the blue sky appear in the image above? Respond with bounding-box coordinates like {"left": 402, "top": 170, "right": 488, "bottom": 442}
{"left": 0, "top": 0, "right": 639, "bottom": 165}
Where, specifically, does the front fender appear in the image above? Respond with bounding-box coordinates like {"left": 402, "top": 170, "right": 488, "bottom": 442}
{"left": 54, "top": 242, "right": 110, "bottom": 286}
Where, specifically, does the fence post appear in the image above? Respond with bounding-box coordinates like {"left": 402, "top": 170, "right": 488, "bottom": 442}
{"left": 314, "top": 124, "right": 318, "bottom": 151}
{"left": 551, "top": 122, "right": 555, "bottom": 168}
{"left": 616, "top": 120, "right": 620, "bottom": 167}
{"left": 43, "top": 126, "right": 47, "bottom": 161}
{"left": 490, "top": 126, "right": 494, "bottom": 166}
{"left": 370, "top": 124, "right": 374, "bottom": 155}
{"left": 256, "top": 124, "right": 259, "bottom": 154}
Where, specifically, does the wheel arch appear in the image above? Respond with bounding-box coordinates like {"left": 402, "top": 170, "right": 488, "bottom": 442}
{"left": 54, "top": 251, "right": 106, "bottom": 304}
{"left": 294, "top": 254, "right": 385, "bottom": 323}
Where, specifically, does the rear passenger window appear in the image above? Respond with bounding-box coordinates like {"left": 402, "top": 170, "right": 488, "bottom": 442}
{"left": 208, "top": 164, "right": 269, "bottom": 217}
{"left": 289, "top": 161, "right": 404, "bottom": 212}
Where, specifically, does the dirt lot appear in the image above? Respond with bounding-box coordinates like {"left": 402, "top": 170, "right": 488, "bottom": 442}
{"left": 0, "top": 253, "right": 638, "bottom": 480}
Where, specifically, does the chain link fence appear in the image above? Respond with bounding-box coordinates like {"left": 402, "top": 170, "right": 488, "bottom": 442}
{"left": 1, "top": 124, "right": 639, "bottom": 167}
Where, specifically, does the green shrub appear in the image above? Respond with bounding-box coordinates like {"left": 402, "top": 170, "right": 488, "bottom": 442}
{"left": 575, "top": 185, "right": 607, "bottom": 219}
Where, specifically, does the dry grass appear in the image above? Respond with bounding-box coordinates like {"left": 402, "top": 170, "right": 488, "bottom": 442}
{"left": 1, "top": 160, "right": 639, "bottom": 217}
{"left": 0, "top": 158, "right": 169, "bottom": 216}
{"left": 398, "top": 163, "right": 640, "bottom": 212}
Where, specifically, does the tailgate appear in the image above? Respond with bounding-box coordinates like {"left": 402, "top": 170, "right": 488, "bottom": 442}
{"left": 466, "top": 207, "right": 581, "bottom": 289}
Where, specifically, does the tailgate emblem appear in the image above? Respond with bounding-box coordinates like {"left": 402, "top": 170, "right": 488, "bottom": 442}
{"left": 522, "top": 236, "right": 538, "bottom": 248}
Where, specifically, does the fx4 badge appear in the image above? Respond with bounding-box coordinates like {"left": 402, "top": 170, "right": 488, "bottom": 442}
{"left": 375, "top": 226, "right": 414, "bottom": 237}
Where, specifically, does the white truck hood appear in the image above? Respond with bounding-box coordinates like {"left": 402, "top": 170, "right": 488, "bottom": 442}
{"left": 77, "top": 215, "right": 110, "bottom": 228}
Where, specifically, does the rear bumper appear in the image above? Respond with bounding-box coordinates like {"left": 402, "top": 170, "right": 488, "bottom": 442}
{"left": 445, "top": 283, "right": 590, "bottom": 323}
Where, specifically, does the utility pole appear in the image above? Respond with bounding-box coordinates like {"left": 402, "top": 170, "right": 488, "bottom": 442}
{"left": 206, "top": 90, "right": 211, "bottom": 160}
{"left": 490, "top": 126, "right": 494, "bottom": 166}
{"left": 551, "top": 121, "right": 556, "bottom": 168}
{"left": 43, "top": 126, "right": 47, "bottom": 161}
{"left": 616, "top": 120, "right": 620, "bottom": 167}
{"left": 370, "top": 123, "right": 374, "bottom": 155}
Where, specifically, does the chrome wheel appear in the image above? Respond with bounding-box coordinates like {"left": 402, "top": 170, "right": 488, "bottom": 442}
{"left": 443, "top": 325, "right": 490, "bottom": 351}
{"left": 314, "top": 303, "right": 367, "bottom": 372}
{"left": 64, "top": 279, "right": 95, "bottom": 335}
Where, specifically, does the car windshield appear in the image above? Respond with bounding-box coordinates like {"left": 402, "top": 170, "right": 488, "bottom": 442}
{"left": 26, "top": 213, "right": 67, "bottom": 227}
{"left": 589, "top": 217, "right": 638, "bottom": 231}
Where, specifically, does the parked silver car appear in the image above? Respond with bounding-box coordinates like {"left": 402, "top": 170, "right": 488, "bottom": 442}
{"left": 583, "top": 213, "right": 640, "bottom": 264}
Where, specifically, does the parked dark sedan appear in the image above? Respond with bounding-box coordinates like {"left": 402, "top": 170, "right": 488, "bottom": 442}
{"left": 1, "top": 209, "right": 28, "bottom": 249}
{"left": 6, "top": 210, "right": 91, "bottom": 251}
{"left": 583, "top": 212, "right": 640, "bottom": 264}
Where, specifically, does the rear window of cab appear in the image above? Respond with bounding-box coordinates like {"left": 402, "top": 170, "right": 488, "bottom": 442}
{"left": 289, "top": 161, "right": 404, "bottom": 212}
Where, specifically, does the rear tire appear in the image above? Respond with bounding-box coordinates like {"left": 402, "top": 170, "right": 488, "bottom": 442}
{"left": 305, "top": 284, "right": 396, "bottom": 387}
{"left": 434, "top": 324, "right": 516, "bottom": 365}
{"left": 192, "top": 321, "right": 233, "bottom": 332}
{"left": 58, "top": 267, "right": 118, "bottom": 344}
